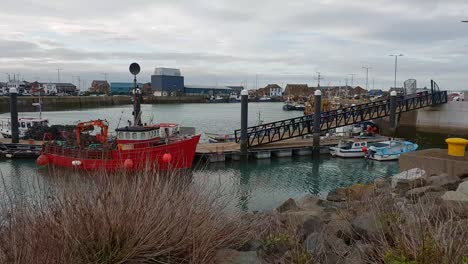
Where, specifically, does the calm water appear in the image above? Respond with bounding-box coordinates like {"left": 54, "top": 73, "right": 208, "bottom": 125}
{"left": 0, "top": 102, "right": 453, "bottom": 211}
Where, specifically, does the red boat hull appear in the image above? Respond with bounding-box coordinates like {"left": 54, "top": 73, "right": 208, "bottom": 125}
{"left": 41, "top": 135, "right": 200, "bottom": 171}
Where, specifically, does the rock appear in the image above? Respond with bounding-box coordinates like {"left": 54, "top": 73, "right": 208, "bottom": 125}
{"left": 405, "top": 185, "right": 444, "bottom": 199}
{"left": 327, "top": 184, "right": 375, "bottom": 202}
{"left": 215, "top": 249, "right": 261, "bottom": 264}
{"left": 392, "top": 168, "right": 427, "bottom": 194}
{"left": 351, "top": 212, "right": 379, "bottom": 239}
{"left": 276, "top": 198, "right": 300, "bottom": 213}
{"left": 238, "top": 239, "right": 263, "bottom": 252}
{"left": 343, "top": 245, "right": 364, "bottom": 264}
{"left": 280, "top": 210, "right": 322, "bottom": 227}
{"left": 374, "top": 178, "right": 390, "bottom": 189}
{"left": 327, "top": 188, "right": 349, "bottom": 202}
{"left": 323, "top": 219, "right": 356, "bottom": 245}
{"left": 441, "top": 181, "right": 468, "bottom": 203}
{"left": 354, "top": 240, "right": 373, "bottom": 257}
{"left": 305, "top": 232, "right": 322, "bottom": 254}
{"left": 300, "top": 216, "right": 323, "bottom": 238}
{"left": 427, "top": 174, "right": 461, "bottom": 191}
{"left": 297, "top": 195, "right": 322, "bottom": 211}
{"left": 325, "top": 234, "right": 351, "bottom": 256}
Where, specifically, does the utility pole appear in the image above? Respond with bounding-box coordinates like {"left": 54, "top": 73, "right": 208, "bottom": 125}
{"left": 4, "top": 73, "right": 10, "bottom": 82}
{"left": 362, "top": 66, "right": 371, "bottom": 90}
{"left": 372, "top": 78, "right": 375, "bottom": 89}
{"left": 56, "top": 68, "right": 63, "bottom": 83}
{"left": 315, "top": 72, "right": 323, "bottom": 88}
{"left": 349, "top": 74, "right": 356, "bottom": 87}
{"left": 101, "top": 73, "right": 108, "bottom": 81}
{"left": 73, "top": 75, "right": 81, "bottom": 90}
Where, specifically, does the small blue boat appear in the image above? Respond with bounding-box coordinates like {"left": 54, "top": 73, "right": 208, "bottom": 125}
{"left": 365, "top": 140, "right": 418, "bottom": 161}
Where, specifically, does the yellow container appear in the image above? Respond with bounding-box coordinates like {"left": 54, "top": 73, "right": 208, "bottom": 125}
{"left": 445, "top": 138, "right": 468, "bottom": 157}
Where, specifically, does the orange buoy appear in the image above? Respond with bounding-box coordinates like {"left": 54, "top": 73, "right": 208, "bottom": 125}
{"left": 162, "top": 153, "right": 172, "bottom": 163}
{"left": 123, "top": 159, "right": 134, "bottom": 169}
{"left": 36, "top": 154, "right": 49, "bottom": 166}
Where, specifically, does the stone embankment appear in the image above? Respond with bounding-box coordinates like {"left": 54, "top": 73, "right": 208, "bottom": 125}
{"left": 218, "top": 168, "right": 468, "bottom": 264}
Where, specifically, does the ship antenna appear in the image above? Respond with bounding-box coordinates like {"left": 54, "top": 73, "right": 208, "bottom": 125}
{"left": 116, "top": 110, "right": 124, "bottom": 128}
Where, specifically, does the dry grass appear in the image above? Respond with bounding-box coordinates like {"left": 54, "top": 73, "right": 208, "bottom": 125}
{"left": 0, "top": 169, "right": 257, "bottom": 264}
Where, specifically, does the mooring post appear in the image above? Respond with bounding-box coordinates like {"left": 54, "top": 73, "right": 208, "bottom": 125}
{"left": 9, "top": 88, "right": 19, "bottom": 144}
{"left": 240, "top": 89, "right": 249, "bottom": 158}
{"left": 313, "top": 89, "right": 321, "bottom": 156}
{"left": 389, "top": 91, "right": 397, "bottom": 129}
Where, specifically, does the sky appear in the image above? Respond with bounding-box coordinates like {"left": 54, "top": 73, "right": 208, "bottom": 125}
{"left": 0, "top": 0, "right": 467, "bottom": 90}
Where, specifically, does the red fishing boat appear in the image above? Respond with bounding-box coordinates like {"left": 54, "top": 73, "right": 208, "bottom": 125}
{"left": 36, "top": 63, "right": 200, "bottom": 171}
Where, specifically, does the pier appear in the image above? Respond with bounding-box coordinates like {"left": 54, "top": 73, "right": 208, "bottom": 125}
{"left": 195, "top": 136, "right": 391, "bottom": 162}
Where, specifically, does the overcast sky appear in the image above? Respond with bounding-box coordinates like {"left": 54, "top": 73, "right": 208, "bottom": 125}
{"left": 0, "top": 0, "right": 467, "bottom": 90}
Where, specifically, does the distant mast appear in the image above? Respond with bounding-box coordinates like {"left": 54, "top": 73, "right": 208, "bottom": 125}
{"left": 129, "top": 62, "right": 142, "bottom": 126}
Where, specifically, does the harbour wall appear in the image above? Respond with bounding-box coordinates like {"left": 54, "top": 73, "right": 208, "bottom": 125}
{"left": 376, "top": 101, "right": 468, "bottom": 136}
{"left": 143, "top": 95, "right": 206, "bottom": 104}
{"left": 0, "top": 95, "right": 208, "bottom": 113}
{"left": 0, "top": 96, "right": 132, "bottom": 113}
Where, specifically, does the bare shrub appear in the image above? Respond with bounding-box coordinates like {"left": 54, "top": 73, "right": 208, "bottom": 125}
{"left": 0, "top": 169, "right": 256, "bottom": 264}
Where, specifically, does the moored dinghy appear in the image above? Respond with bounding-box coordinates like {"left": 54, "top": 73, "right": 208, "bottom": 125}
{"left": 365, "top": 140, "right": 418, "bottom": 161}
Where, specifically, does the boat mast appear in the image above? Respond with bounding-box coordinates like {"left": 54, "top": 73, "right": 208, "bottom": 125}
{"left": 129, "top": 62, "right": 142, "bottom": 126}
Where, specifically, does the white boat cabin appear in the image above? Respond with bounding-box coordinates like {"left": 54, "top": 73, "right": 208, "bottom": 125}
{"left": 339, "top": 140, "right": 368, "bottom": 150}
{"left": 115, "top": 124, "right": 179, "bottom": 142}
{"left": 0, "top": 117, "right": 48, "bottom": 138}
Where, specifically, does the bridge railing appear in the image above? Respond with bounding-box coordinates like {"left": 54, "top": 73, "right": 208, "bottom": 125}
{"left": 234, "top": 91, "right": 447, "bottom": 146}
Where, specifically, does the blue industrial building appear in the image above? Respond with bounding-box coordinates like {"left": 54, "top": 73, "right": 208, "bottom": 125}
{"left": 110, "top": 82, "right": 143, "bottom": 95}
{"left": 151, "top": 68, "right": 184, "bottom": 96}
{"left": 184, "top": 85, "right": 232, "bottom": 96}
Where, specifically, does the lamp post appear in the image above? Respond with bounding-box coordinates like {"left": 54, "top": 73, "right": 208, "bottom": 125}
{"left": 389, "top": 54, "right": 403, "bottom": 92}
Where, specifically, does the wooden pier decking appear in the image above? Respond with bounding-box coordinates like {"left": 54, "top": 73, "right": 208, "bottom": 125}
{"left": 195, "top": 136, "right": 393, "bottom": 154}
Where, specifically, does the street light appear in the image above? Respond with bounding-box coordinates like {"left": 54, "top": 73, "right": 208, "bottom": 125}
{"left": 389, "top": 54, "right": 403, "bottom": 92}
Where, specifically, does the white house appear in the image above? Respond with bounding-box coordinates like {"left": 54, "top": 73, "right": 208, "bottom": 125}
{"left": 260, "top": 84, "right": 283, "bottom": 97}
{"left": 41, "top": 83, "right": 57, "bottom": 95}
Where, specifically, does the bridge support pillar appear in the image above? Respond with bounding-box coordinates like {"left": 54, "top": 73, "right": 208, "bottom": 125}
{"left": 389, "top": 91, "right": 397, "bottom": 129}
{"left": 313, "top": 90, "right": 321, "bottom": 157}
{"left": 240, "top": 89, "right": 249, "bottom": 159}
{"left": 9, "top": 88, "right": 19, "bottom": 144}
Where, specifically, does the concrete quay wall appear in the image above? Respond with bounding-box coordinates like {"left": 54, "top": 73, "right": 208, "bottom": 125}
{"left": 0, "top": 96, "right": 132, "bottom": 113}
{"left": 400, "top": 149, "right": 468, "bottom": 177}
{"left": 376, "top": 101, "right": 468, "bottom": 135}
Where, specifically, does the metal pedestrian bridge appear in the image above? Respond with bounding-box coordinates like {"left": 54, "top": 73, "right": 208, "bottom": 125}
{"left": 234, "top": 84, "right": 447, "bottom": 148}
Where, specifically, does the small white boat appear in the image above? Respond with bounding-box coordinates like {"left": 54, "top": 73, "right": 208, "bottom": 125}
{"left": 0, "top": 117, "right": 49, "bottom": 138}
{"left": 329, "top": 139, "right": 370, "bottom": 158}
{"left": 365, "top": 140, "right": 418, "bottom": 161}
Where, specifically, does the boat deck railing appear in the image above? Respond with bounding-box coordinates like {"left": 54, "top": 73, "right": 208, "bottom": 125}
{"left": 43, "top": 144, "right": 113, "bottom": 160}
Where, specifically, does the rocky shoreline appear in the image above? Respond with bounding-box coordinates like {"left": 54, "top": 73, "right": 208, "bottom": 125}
{"left": 218, "top": 169, "right": 468, "bottom": 264}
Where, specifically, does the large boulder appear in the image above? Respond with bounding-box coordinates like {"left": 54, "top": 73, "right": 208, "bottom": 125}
{"left": 426, "top": 174, "right": 461, "bottom": 191}
{"left": 441, "top": 181, "right": 468, "bottom": 203}
{"left": 276, "top": 198, "right": 300, "bottom": 213}
{"left": 351, "top": 212, "right": 380, "bottom": 239}
{"left": 405, "top": 185, "right": 444, "bottom": 199}
{"left": 305, "top": 232, "right": 322, "bottom": 254}
{"left": 392, "top": 168, "right": 427, "bottom": 194}
{"left": 327, "top": 184, "right": 375, "bottom": 202}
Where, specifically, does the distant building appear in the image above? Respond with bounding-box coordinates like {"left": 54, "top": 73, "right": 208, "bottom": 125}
{"left": 89, "top": 80, "right": 110, "bottom": 94}
{"left": 151, "top": 68, "right": 184, "bottom": 96}
{"left": 184, "top": 85, "right": 232, "bottom": 96}
{"left": 55, "top": 83, "right": 78, "bottom": 95}
{"left": 284, "top": 84, "right": 314, "bottom": 97}
{"left": 41, "top": 83, "right": 57, "bottom": 95}
{"left": 110, "top": 82, "right": 143, "bottom": 95}
{"left": 257, "top": 84, "right": 282, "bottom": 97}
{"left": 368, "top": 89, "right": 384, "bottom": 97}
{"left": 142, "top": 83, "right": 152, "bottom": 95}
{"left": 227, "top": 86, "right": 244, "bottom": 94}
{"left": 389, "top": 87, "right": 405, "bottom": 95}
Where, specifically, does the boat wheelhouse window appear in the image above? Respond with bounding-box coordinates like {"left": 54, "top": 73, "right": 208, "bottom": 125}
{"left": 27, "top": 122, "right": 32, "bottom": 128}
{"left": 20, "top": 122, "right": 25, "bottom": 128}
{"left": 140, "top": 132, "right": 146, "bottom": 140}
{"left": 125, "top": 132, "right": 130, "bottom": 139}
{"left": 132, "top": 132, "right": 137, "bottom": 139}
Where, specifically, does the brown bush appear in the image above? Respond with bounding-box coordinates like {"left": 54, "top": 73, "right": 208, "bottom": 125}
{"left": 0, "top": 170, "right": 256, "bottom": 264}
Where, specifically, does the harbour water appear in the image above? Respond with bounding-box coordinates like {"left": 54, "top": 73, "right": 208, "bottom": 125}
{"left": 0, "top": 102, "right": 455, "bottom": 211}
